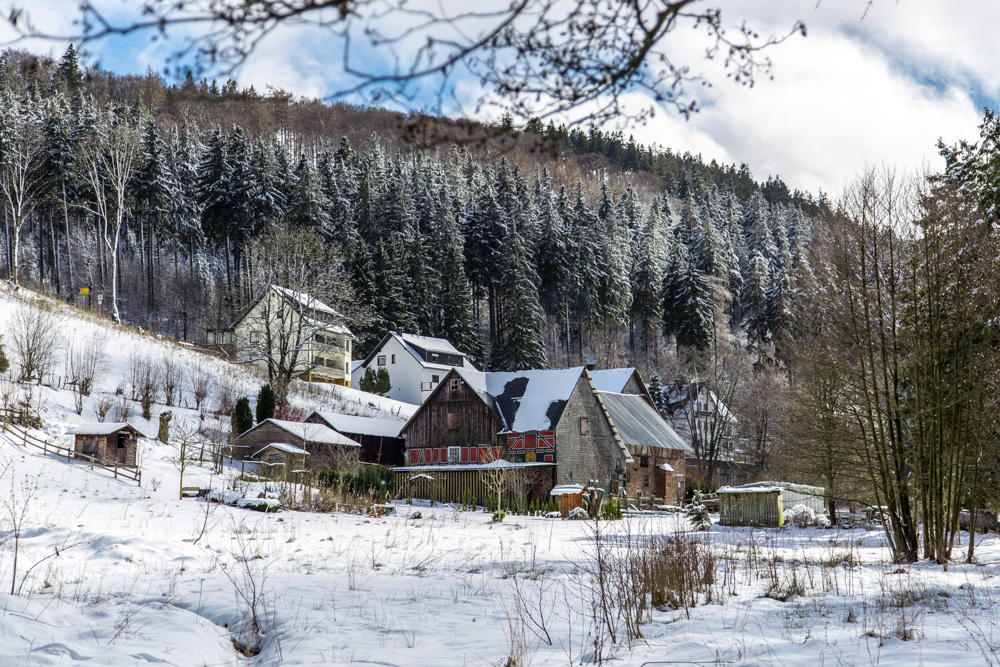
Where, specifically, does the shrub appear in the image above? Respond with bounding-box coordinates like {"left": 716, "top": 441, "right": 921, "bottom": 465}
{"left": 685, "top": 490, "right": 712, "bottom": 531}
{"left": 231, "top": 397, "right": 254, "bottom": 435}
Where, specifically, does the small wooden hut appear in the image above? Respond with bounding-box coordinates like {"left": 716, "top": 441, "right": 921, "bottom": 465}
{"left": 66, "top": 423, "right": 143, "bottom": 466}
{"left": 251, "top": 442, "right": 310, "bottom": 469}
{"left": 718, "top": 485, "right": 784, "bottom": 527}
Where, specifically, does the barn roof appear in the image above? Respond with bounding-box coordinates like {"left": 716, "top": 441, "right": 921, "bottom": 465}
{"left": 590, "top": 368, "right": 638, "bottom": 393}
{"left": 249, "top": 419, "right": 361, "bottom": 447}
{"left": 485, "top": 367, "right": 586, "bottom": 432}
{"left": 309, "top": 411, "right": 405, "bottom": 438}
{"left": 253, "top": 442, "right": 310, "bottom": 457}
{"left": 597, "top": 392, "right": 692, "bottom": 453}
{"left": 66, "top": 422, "right": 149, "bottom": 437}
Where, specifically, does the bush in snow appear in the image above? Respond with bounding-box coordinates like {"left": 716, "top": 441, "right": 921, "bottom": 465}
{"left": 783, "top": 503, "right": 829, "bottom": 528}
{"left": 685, "top": 490, "right": 712, "bottom": 531}
{"left": 231, "top": 396, "right": 253, "bottom": 435}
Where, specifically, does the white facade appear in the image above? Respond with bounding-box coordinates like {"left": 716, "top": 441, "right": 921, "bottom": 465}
{"left": 352, "top": 333, "right": 476, "bottom": 405}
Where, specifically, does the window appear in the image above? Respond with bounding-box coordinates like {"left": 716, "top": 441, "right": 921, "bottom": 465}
{"left": 249, "top": 332, "right": 260, "bottom": 344}
{"left": 450, "top": 378, "right": 460, "bottom": 392}
{"left": 448, "top": 446, "right": 462, "bottom": 463}
{"left": 639, "top": 456, "right": 649, "bottom": 468}
{"left": 643, "top": 475, "right": 649, "bottom": 488}
{"left": 579, "top": 417, "right": 590, "bottom": 436}
{"left": 315, "top": 334, "right": 326, "bottom": 344}
{"left": 448, "top": 412, "right": 462, "bottom": 430}
{"left": 391, "top": 354, "right": 396, "bottom": 364}
{"left": 432, "top": 374, "right": 440, "bottom": 383}
{"left": 431, "top": 353, "right": 439, "bottom": 362}
{"left": 377, "top": 355, "right": 386, "bottom": 366}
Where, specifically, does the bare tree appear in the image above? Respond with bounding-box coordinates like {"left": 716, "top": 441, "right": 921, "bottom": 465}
{"left": 128, "top": 353, "right": 157, "bottom": 420}
{"left": 6, "top": 2, "right": 804, "bottom": 130}
{"left": 190, "top": 360, "right": 214, "bottom": 413}
{"left": 0, "top": 92, "right": 46, "bottom": 285}
{"left": 66, "top": 332, "right": 107, "bottom": 415}
{"left": 159, "top": 354, "right": 183, "bottom": 407}
{"left": 8, "top": 303, "right": 61, "bottom": 385}
{"left": 77, "top": 111, "right": 141, "bottom": 324}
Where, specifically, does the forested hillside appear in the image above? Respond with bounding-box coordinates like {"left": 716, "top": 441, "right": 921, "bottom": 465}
{"left": 0, "top": 45, "right": 824, "bottom": 373}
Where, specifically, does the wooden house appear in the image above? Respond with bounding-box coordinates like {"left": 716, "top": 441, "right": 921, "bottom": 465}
{"left": 207, "top": 284, "right": 353, "bottom": 386}
{"left": 397, "top": 366, "right": 633, "bottom": 503}
{"left": 66, "top": 423, "right": 144, "bottom": 466}
{"left": 231, "top": 418, "right": 360, "bottom": 468}
{"left": 718, "top": 485, "right": 784, "bottom": 527}
{"left": 252, "top": 442, "right": 310, "bottom": 469}
{"left": 305, "top": 411, "right": 406, "bottom": 466}
{"left": 351, "top": 332, "right": 477, "bottom": 404}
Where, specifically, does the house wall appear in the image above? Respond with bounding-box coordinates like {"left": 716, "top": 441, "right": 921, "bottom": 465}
{"left": 553, "top": 375, "right": 624, "bottom": 488}
{"left": 402, "top": 373, "right": 504, "bottom": 463}
{"left": 232, "top": 423, "right": 305, "bottom": 460}
{"left": 352, "top": 337, "right": 426, "bottom": 404}
{"left": 73, "top": 431, "right": 137, "bottom": 466}
{"left": 620, "top": 374, "right": 646, "bottom": 396}
{"left": 233, "top": 290, "right": 352, "bottom": 385}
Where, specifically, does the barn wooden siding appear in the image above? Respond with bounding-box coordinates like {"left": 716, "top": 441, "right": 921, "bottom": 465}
{"left": 719, "top": 490, "right": 784, "bottom": 527}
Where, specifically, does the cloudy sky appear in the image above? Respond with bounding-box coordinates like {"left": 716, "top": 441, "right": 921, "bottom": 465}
{"left": 0, "top": 0, "right": 991, "bottom": 197}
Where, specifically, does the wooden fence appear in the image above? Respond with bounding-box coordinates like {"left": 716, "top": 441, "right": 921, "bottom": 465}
{"left": 0, "top": 412, "right": 142, "bottom": 486}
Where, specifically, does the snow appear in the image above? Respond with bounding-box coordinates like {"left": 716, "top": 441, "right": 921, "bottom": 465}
{"left": 719, "top": 485, "right": 782, "bottom": 494}
{"left": 485, "top": 366, "right": 584, "bottom": 431}
{"left": 589, "top": 367, "right": 636, "bottom": 393}
{"left": 5, "top": 288, "right": 1000, "bottom": 666}
{"left": 550, "top": 484, "right": 585, "bottom": 496}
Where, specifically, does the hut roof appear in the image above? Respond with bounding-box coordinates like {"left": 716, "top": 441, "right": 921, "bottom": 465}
{"left": 65, "top": 423, "right": 149, "bottom": 437}
{"left": 309, "top": 411, "right": 405, "bottom": 438}
{"left": 247, "top": 419, "right": 361, "bottom": 447}
{"left": 252, "top": 442, "right": 310, "bottom": 457}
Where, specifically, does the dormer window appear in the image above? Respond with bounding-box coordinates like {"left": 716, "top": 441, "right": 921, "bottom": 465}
{"left": 431, "top": 353, "right": 439, "bottom": 363}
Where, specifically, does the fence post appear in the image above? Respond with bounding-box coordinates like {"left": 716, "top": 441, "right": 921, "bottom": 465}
{"left": 114, "top": 463, "right": 118, "bottom": 479}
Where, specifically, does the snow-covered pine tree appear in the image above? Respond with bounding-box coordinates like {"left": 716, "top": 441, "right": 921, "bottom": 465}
{"left": 631, "top": 200, "right": 666, "bottom": 349}
{"left": 286, "top": 154, "right": 332, "bottom": 232}
{"left": 743, "top": 252, "right": 772, "bottom": 347}
{"left": 647, "top": 373, "right": 669, "bottom": 416}
{"left": 685, "top": 490, "right": 712, "bottom": 530}
{"left": 133, "top": 115, "right": 177, "bottom": 312}
{"left": 673, "top": 256, "right": 714, "bottom": 350}
{"left": 490, "top": 225, "right": 547, "bottom": 371}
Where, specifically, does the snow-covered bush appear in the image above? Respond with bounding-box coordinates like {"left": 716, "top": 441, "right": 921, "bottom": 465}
{"left": 783, "top": 504, "right": 829, "bottom": 528}
{"left": 685, "top": 490, "right": 712, "bottom": 531}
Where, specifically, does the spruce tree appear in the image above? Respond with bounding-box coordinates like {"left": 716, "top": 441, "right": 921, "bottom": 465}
{"left": 647, "top": 373, "right": 668, "bottom": 416}
{"left": 231, "top": 396, "right": 254, "bottom": 435}
{"left": 256, "top": 384, "right": 276, "bottom": 422}
{"left": 631, "top": 200, "right": 666, "bottom": 348}
{"left": 491, "top": 227, "right": 547, "bottom": 371}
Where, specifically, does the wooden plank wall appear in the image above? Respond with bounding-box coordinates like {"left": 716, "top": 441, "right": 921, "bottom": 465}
{"left": 719, "top": 491, "right": 784, "bottom": 527}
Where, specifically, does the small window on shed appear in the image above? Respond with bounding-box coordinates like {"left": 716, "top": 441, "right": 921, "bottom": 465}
{"left": 448, "top": 412, "right": 462, "bottom": 430}
{"left": 639, "top": 456, "right": 649, "bottom": 468}
{"left": 377, "top": 355, "right": 386, "bottom": 366}
{"left": 579, "top": 417, "right": 590, "bottom": 436}
{"left": 449, "top": 378, "right": 460, "bottom": 392}
{"left": 249, "top": 332, "right": 260, "bottom": 344}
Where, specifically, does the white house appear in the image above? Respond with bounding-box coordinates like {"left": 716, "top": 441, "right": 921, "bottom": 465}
{"left": 207, "top": 285, "right": 353, "bottom": 386}
{"left": 352, "top": 332, "right": 477, "bottom": 405}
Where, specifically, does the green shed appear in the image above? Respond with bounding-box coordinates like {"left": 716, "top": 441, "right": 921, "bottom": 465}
{"left": 718, "top": 485, "right": 784, "bottom": 527}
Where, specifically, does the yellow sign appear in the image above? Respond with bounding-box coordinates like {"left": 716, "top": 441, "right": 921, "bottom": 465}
{"left": 80, "top": 288, "right": 89, "bottom": 295}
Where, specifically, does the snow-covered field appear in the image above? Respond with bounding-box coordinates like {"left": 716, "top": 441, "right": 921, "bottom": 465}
{"left": 2, "top": 289, "right": 1000, "bottom": 666}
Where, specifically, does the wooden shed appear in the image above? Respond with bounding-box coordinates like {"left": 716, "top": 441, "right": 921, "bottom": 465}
{"left": 718, "top": 485, "right": 784, "bottom": 527}
{"left": 66, "top": 423, "right": 143, "bottom": 466}
{"left": 251, "top": 442, "right": 310, "bottom": 469}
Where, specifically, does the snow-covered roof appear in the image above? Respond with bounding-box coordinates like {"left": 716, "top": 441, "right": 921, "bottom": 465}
{"left": 253, "top": 419, "right": 360, "bottom": 447}
{"left": 550, "top": 484, "right": 586, "bottom": 496}
{"left": 66, "top": 422, "right": 149, "bottom": 437}
{"left": 271, "top": 285, "right": 352, "bottom": 336}
{"left": 397, "top": 333, "right": 465, "bottom": 357}
{"left": 252, "top": 442, "right": 309, "bottom": 457}
{"left": 731, "top": 481, "right": 825, "bottom": 495}
{"left": 590, "top": 368, "right": 638, "bottom": 393}
{"left": 718, "top": 486, "right": 781, "bottom": 494}
{"left": 486, "top": 367, "right": 586, "bottom": 432}
{"left": 597, "top": 392, "right": 692, "bottom": 453}
{"left": 310, "top": 411, "right": 404, "bottom": 438}
{"left": 659, "top": 463, "right": 675, "bottom": 472}
{"left": 351, "top": 360, "right": 364, "bottom": 374}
